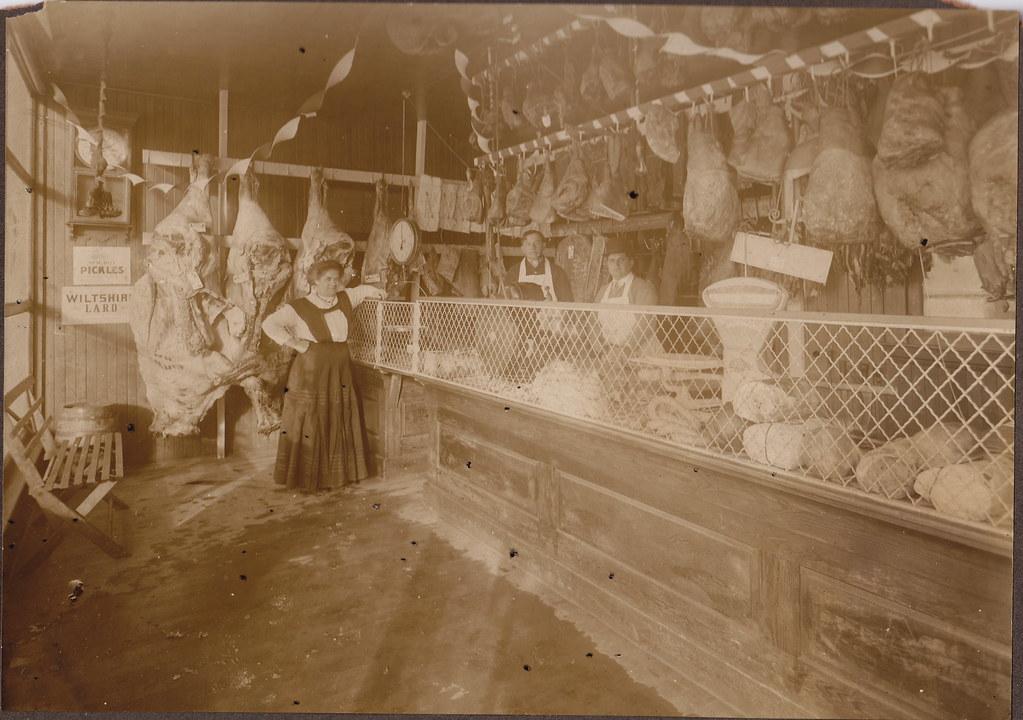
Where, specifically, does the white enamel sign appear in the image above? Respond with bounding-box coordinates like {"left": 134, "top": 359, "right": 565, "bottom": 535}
{"left": 73, "top": 246, "right": 131, "bottom": 285}
{"left": 61, "top": 286, "right": 132, "bottom": 325}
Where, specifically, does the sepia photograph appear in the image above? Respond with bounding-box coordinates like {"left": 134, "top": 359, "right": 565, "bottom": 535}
{"left": 2, "top": 1, "right": 1018, "bottom": 717}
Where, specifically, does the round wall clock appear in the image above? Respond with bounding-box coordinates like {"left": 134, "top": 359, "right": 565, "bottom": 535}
{"left": 387, "top": 217, "right": 420, "bottom": 266}
{"left": 75, "top": 127, "right": 131, "bottom": 170}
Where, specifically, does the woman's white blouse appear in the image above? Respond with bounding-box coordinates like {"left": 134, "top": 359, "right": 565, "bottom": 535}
{"left": 261, "top": 286, "right": 382, "bottom": 348}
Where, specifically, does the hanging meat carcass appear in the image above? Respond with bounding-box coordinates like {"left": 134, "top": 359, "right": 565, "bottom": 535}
{"left": 362, "top": 178, "right": 394, "bottom": 285}
{"left": 873, "top": 80, "right": 979, "bottom": 249}
{"left": 599, "top": 48, "right": 633, "bottom": 107}
{"left": 552, "top": 142, "right": 591, "bottom": 220}
{"left": 487, "top": 164, "right": 507, "bottom": 224}
{"left": 639, "top": 104, "right": 681, "bottom": 165}
{"left": 580, "top": 44, "right": 606, "bottom": 109}
{"left": 522, "top": 80, "right": 559, "bottom": 131}
{"left": 457, "top": 168, "right": 485, "bottom": 224}
{"left": 505, "top": 159, "right": 539, "bottom": 226}
{"left": 969, "top": 110, "right": 1017, "bottom": 299}
{"left": 700, "top": 7, "right": 753, "bottom": 53}
{"left": 750, "top": 7, "right": 812, "bottom": 33}
{"left": 585, "top": 138, "right": 627, "bottom": 221}
{"left": 529, "top": 152, "right": 558, "bottom": 225}
{"left": 223, "top": 169, "right": 294, "bottom": 434}
{"left": 874, "top": 74, "right": 946, "bottom": 170}
{"left": 152, "top": 153, "right": 220, "bottom": 288}
{"left": 802, "top": 107, "right": 880, "bottom": 245}
{"left": 969, "top": 110, "right": 1017, "bottom": 244}
{"left": 683, "top": 123, "right": 740, "bottom": 244}
{"left": 728, "top": 84, "right": 791, "bottom": 183}
{"left": 294, "top": 168, "right": 355, "bottom": 297}
{"left": 500, "top": 82, "right": 526, "bottom": 133}
{"left": 634, "top": 37, "right": 660, "bottom": 96}
{"left": 130, "top": 154, "right": 247, "bottom": 436}
{"left": 671, "top": 114, "right": 689, "bottom": 201}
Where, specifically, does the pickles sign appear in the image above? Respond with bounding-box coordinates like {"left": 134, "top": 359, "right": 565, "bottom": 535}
{"left": 72, "top": 246, "right": 131, "bottom": 285}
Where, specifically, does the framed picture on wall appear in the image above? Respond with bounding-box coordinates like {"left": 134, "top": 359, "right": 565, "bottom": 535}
{"left": 72, "top": 168, "right": 132, "bottom": 227}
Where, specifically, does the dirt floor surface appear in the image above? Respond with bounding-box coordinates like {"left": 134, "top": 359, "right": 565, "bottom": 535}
{"left": 2, "top": 457, "right": 679, "bottom": 715}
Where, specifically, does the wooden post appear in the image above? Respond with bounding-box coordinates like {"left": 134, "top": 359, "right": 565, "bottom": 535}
{"left": 216, "top": 88, "right": 229, "bottom": 459}
{"left": 415, "top": 119, "right": 427, "bottom": 177}
{"left": 659, "top": 215, "right": 686, "bottom": 306}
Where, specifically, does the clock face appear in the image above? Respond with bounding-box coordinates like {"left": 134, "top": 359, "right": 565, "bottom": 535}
{"left": 76, "top": 127, "right": 130, "bottom": 170}
{"left": 388, "top": 219, "right": 419, "bottom": 265}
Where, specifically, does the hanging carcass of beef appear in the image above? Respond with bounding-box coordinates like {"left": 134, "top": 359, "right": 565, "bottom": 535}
{"left": 130, "top": 154, "right": 248, "bottom": 436}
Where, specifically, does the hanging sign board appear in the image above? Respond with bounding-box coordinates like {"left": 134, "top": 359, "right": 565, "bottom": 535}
{"left": 730, "top": 231, "right": 833, "bottom": 285}
{"left": 61, "top": 286, "right": 132, "bottom": 325}
{"left": 73, "top": 246, "right": 131, "bottom": 285}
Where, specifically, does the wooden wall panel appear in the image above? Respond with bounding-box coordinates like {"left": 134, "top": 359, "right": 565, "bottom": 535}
{"left": 557, "top": 471, "right": 757, "bottom": 621}
{"left": 424, "top": 385, "right": 1011, "bottom": 719}
{"left": 438, "top": 423, "right": 539, "bottom": 513}
{"left": 800, "top": 568, "right": 1011, "bottom": 719}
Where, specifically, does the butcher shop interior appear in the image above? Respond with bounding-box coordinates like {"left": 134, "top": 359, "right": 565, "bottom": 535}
{"left": 2, "top": 2, "right": 1018, "bottom": 716}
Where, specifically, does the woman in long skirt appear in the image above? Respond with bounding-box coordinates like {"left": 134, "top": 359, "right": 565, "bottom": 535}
{"left": 262, "top": 259, "right": 386, "bottom": 492}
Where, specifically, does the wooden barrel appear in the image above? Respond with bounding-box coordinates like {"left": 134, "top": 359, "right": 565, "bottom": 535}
{"left": 55, "top": 403, "right": 117, "bottom": 444}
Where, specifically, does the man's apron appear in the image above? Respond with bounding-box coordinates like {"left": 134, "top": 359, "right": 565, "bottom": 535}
{"left": 520, "top": 258, "right": 564, "bottom": 335}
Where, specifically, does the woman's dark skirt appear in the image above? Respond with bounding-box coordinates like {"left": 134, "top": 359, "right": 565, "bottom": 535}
{"left": 273, "top": 341, "right": 368, "bottom": 492}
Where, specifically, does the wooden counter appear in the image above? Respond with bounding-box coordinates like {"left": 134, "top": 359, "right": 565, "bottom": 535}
{"left": 421, "top": 381, "right": 1011, "bottom": 719}
{"left": 354, "top": 364, "right": 430, "bottom": 476}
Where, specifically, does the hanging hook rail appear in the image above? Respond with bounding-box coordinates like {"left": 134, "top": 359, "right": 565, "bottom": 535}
{"left": 473, "top": 8, "right": 1014, "bottom": 167}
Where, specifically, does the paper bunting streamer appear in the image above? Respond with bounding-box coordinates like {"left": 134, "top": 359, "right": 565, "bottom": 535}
{"left": 148, "top": 183, "right": 180, "bottom": 195}
{"left": 454, "top": 48, "right": 493, "bottom": 155}
{"left": 68, "top": 122, "right": 98, "bottom": 147}
{"left": 297, "top": 45, "right": 357, "bottom": 117}
{"left": 225, "top": 155, "right": 256, "bottom": 179}
{"left": 578, "top": 14, "right": 655, "bottom": 39}
{"left": 228, "top": 43, "right": 358, "bottom": 177}
{"left": 660, "top": 32, "right": 767, "bottom": 66}
{"left": 51, "top": 84, "right": 83, "bottom": 126}
{"left": 454, "top": 49, "right": 471, "bottom": 79}
{"left": 111, "top": 166, "right": 147, "bottom": 186}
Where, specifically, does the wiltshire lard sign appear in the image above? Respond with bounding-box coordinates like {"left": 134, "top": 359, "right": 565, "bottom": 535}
{"left": 62, "top": 286, "right": 132, "bottom": 325}
{"left": 73, "top": 246, "right": 131, "bottom": 285}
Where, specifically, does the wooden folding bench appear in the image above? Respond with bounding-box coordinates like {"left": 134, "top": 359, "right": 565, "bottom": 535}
{"left": 4, "top": 377, "right": 129, "bottom": 558}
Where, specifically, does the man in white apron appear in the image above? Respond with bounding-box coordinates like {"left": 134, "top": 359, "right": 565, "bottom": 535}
{"left": 504, "top": 230, "right": 574, "bottom": 302}
{"left": 595, "top": 237, "right": 661, "bottom": 356}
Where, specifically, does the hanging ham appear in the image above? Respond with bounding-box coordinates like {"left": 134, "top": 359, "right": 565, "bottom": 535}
{"left": 969, "top": 110, "right": 1017, "bottom": 300}
{"left": 528, "top": 152, "right": 557, "bottom": 225}
{"left": 457, "top": 168, "right": 485, "bottom": 224}
{"left": 727, "top": 84, "right": 791, "bottom": 183}
{"left": 683, "top": 123, "right": 740, "bottom": 244}
{"left": 802, "top": 107, "right": 880, "bottom": 245}
{"left": 552, "top": 142, "right": 591, "bottom": 220}
{"left": 873, "top": 81, "right": 979, "bottom": 249}
{"left": 505, "top": 160, "right": 538, "bottom": 226}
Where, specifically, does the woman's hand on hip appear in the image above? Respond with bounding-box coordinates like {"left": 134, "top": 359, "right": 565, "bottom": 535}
{"left": 293, "top": 339, "right": 312, "bottom": 353}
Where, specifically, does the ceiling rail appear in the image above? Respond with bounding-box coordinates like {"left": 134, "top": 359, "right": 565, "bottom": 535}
{"left": 474, "top": 9, "right": 1012, "bottom": 167}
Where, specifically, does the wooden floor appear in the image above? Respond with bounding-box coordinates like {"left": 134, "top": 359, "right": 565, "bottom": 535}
{"left": 2, "top": 455, "right": 680, "bottom": 715}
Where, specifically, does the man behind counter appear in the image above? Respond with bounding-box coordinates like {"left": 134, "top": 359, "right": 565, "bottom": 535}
{"left": 595, "top": 237, "right": 661, "bottom": 355}
{"left": 505, "top": 230, "right": 574, "bottom": 302}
